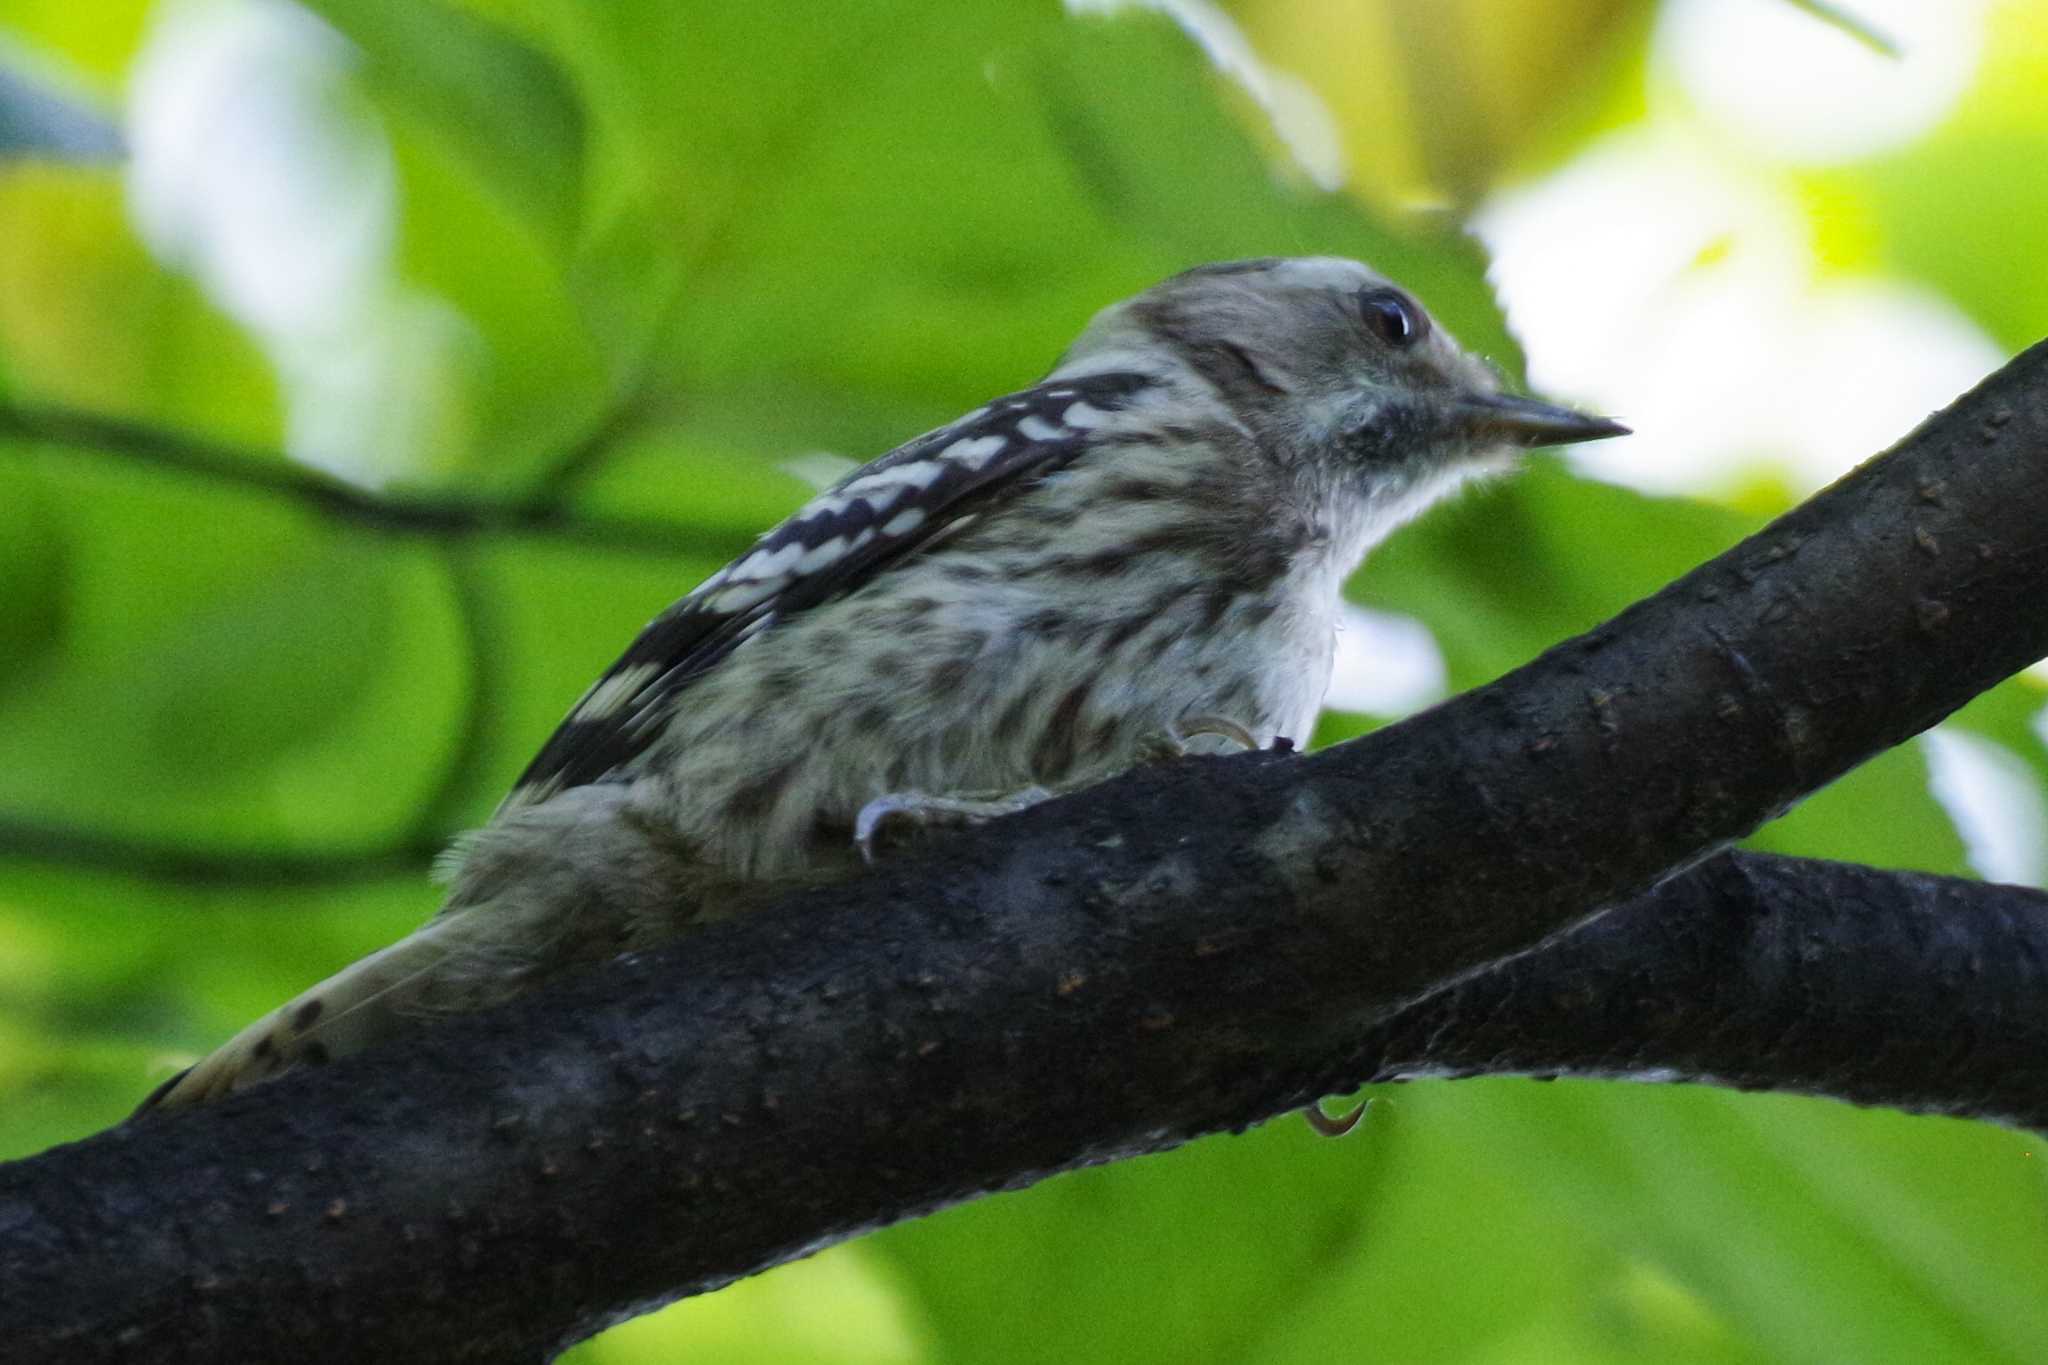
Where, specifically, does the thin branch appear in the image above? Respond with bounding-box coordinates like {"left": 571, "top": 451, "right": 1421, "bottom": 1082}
{"left": 0, "top": 403, "right": 753, "bottom": 561}
{"left": 0, "top": 814, "right": 437, "bottom": 886}
{"left": 0, "top": 400, "right": 702, "bottom": 883}
{"left": 3, "top": 338, "right": 2046, "bottom": 1362}
{"left": 530, "top": 391, "right": 650, "bottom": 501}
{"left": 406, "top": 543, "right": 508, "bottom": 841}
{"left": 1782, "top": 0, "right": 1900, "bottom": 58}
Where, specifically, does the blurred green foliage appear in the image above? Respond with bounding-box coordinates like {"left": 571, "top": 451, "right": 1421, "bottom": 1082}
{"left": 2, "top": 1, "right": 2046, "bottom": 1361}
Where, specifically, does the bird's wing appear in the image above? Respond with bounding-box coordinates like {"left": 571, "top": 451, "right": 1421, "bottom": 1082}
{"left": 502, "top": 370, "right": 1155, "bottom": 809}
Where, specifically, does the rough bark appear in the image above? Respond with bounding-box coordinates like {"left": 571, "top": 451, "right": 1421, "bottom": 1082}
{"left": 1359, "top": 849, "right": 2048, "bottom": 1128}
{"left": 3, "top": 338, "right": 2047, "bottom": 1362}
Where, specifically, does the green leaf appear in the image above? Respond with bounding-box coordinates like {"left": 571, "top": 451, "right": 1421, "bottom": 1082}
{"left": 0, "top": 441, "right": 468, "bottom": 850}
{"left": 0, "top": 462, "right": 67, "bottom": 698}
{"left": 0, "top": 168, "right": 281, "bottom": 440}
{"left": 1466, "top": 1083, "right": 2048, "bottom": 1361}
{"left": 521, "top": 1, "right": 1514, "bottom": 430}
{"left": 294, "top": 0, "right": 586, "bottom": 247}
{"left": 871, "top": 1117, "right": 1408, "bottom": 1364}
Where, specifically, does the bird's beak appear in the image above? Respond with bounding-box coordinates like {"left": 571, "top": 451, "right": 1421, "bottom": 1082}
{"left": 1451, "top": 392, "right": 1629, "bottom": 448}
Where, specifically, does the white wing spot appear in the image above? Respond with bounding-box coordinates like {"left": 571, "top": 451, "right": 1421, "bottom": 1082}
{"left": 705, "top": 579, "right": 780, "bottom": 613}
{"left": 732, "top": 540, "right": 807, "bottom": 582}
{"left": 794, "top": 536, "right": 851, "bottom": 574}
{"left": 798, "top": 491, "right": 857, "bottom": 520}
{"left": 846, "top": 461, "right": 944, "bottom": 498}
{"left": 1017, "top": 415, "right": 1065, "bottom": 442}
{"left": 944, "top": 434, "right": 1008, "bottom": 469}
{"left": 574, "top": 662, "right": 662, "bottom": 721}
{"left": 881, "top": 507, "right": 927, "bottom": 536}
{"left": 1062, "top": 402, "right": 1110, "bottom": 429}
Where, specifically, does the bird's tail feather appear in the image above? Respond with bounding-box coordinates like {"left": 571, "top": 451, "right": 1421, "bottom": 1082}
{"left": 135, "top": 787, "right": 711, "bottom": 1115}
{"left": 135, "top": 917, "right": 478, "bottom": 1113}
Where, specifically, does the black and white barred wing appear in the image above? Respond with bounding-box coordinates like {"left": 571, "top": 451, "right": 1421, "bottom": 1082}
{"left": 503, "top": 370, "right": 1154, "bottom": 808}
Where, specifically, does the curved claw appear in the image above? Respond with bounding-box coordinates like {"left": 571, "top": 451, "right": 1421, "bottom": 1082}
{"left": 855, "top": 787, "right": 1055, "bottom": 865}
{"left": 1303, "top": 1096, "right": 1369, "bottom": 1138}
{"left": 1141, "top": 715, "right": 1264, "bottom": 764}
{"left": 1175, "top": 714, "right": 1260, "bottom": 752}
{"left": 854, "top": 794, "right": 917, "bottom": 866}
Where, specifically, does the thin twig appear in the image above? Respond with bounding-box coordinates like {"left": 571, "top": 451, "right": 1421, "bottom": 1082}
{"left": 0, "top": 814, "right": 436, "bottom": 886}
{"left": 0, "top": 403, "right": 753, "bottom": 561}
{"left": 1781, "top": 0, "right": 1900, "bottom": 59}
{"left": 405, "top": 543, "right": 508, "bottom": 843}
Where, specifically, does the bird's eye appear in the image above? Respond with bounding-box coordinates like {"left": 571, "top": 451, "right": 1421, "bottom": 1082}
{"left": 1358, "top": 288, "right": 1426, "bottom": 347}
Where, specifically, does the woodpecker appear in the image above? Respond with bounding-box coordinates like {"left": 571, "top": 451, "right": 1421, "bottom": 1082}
{"left": 139, "top": 256, "right": 1624, "bottom": 1110}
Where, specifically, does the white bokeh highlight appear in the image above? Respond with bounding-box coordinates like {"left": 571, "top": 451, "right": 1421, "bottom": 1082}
{"left": 1323, "top": 603, "right": 1447, "bottom": 718}
{"left": 125, "top": 0, "right": 475, "bottom": 485}
{"left": 1657, "top": 0, "right": 1986, "bottom": 164}
{"left": 1480, "top": 1, "right": 2033, "bottom": 884}
{"left": 126, "top": 1, "right": 389, "bottom": 340}
{"left": 1922, "top": 728, "right": 2048, "bottom": 888}
{"left": 1065, "top": 0, "right": 1346, "bottom": 189}
{"left": 1477, "top": 127, "right": 2003, "bottom": 497}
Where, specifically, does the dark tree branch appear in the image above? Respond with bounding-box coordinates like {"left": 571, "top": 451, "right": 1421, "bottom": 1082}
{"left": 6, "top": 852, "right": 2045, "bottom": 1363}
{"left": 4, "top": 339, "right": 2047, "bottom": 1362}
{"left": 1359, "top": 849, "right": 2048, "bottom": 1129}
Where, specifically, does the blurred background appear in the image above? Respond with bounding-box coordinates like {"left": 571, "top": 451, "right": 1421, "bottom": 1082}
{"left": 3, "top": 0, "right": 2047, "bottom": 1359}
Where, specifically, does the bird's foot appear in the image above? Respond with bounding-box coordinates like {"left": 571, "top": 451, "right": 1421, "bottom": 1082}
{"left": 1138, "top": 713, "right": 1266, "bottom": 763}
{"left": 855, "top": 787, "right": 1055, "bottom": 865}
{"left": 855, "top": 717, "right": 1285, "bottom": 863}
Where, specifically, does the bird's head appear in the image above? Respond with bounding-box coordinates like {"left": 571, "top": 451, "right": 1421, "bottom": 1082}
{"left": 1058, "top": 256, "right": 1624, "bottom": 494}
